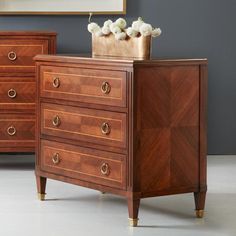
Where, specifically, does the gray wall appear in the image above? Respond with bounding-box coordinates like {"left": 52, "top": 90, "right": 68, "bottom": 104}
{"left": 0, "top": 0, "right": 235, "bottom": 154}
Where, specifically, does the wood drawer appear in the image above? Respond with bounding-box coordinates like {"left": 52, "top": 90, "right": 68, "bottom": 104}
{"left": 40, "top": 66, "right": 127, "bottom": 107}
{"left": 0, "top": 39, "right": 49, "bottom": 73}
{"left": 41, "top": 103, "right": 127, "bottom": 149}
{"left": 0, "top": 79, "right": 35, "bottom": 112}
{"left": 40, "top": 140, "right": 126, "bottom": 190}
{"left": 0, "top": 114, "right": 35, "bottom": 147}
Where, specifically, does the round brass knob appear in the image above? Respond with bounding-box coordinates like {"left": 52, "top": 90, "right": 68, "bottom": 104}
{"left": 52, "top": 153, "right": 60, "bottom": 164}
{"left": 52, "top": 115, "right": 61, "bottom": 127}
{"left": 53, "top": 77, "right": 60, "bottom": 88}
{"left": 100, "top": 163, "right": 110, "bottom": 176}
{"left": 7, "top": 126, "right": 16, "bottom": 136}
{"left": 8, "top": 51, "right": 17, "bottom": 61}
{"left": 8, "top": 89, "right": 17, "bottom": 99}
{"left": 101, "top": 81, "right": 111, "bottom": 94}
{"left": 101, "top": 122, "right": 110, "bottom": 135}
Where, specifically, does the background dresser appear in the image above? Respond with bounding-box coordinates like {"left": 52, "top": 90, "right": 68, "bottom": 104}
{"left": 35, "top": 55, "right": 207, "bottom": 226}
{"left": 0, "top": 32, "right": 56, "bottom": 152}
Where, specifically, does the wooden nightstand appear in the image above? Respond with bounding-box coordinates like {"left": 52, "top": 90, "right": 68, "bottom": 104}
{"left": 35, "top": 55, "right": 207, "bottom": 226}
{"left": 0, "top": 31, "right": 56, "bottom": 152}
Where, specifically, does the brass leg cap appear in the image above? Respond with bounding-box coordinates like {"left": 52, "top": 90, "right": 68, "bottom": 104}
{"left": 129, "top": 218, "right": 138, "bottom": 227}
{"left": 196, "top": 210, "right": 204, "bottom": 218}
{"left": 38, "top": 193, "right": 46, "bottom": 201}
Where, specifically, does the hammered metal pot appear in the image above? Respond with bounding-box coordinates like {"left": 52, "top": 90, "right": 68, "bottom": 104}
{"left": 92, "top": 34, "right": 152, "bottom": 59}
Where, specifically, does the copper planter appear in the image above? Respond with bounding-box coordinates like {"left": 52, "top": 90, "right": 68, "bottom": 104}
{"left": 92, "top": 34, "right": 152, "bottom": 59}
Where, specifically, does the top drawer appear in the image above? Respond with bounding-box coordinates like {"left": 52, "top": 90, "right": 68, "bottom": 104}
{"left": 40, "top": 66, "right": 127, "bottom": 108}
{"left": 0, "top": 39, "right": 49, "bottom": 73}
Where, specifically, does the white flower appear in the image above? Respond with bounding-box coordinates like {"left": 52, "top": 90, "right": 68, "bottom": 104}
{"left": 152, "top": 28, "right": 162, "bottom": 37}
{"left": 87, "top": 22, "right": 100, "bottom": 34}
{"left": 115, "top": 32, "right": 127, "bottom": 40}
{"left": 139, "top": 23, "right": 153, "bottom": 36}
{"left": 126, "top": 27, "right": 138, "bottom": 38}
{"left": 102, "top": 26, "right": 111, "bottom": 35}
{"left": 115, "top": 18, "right": 127, "bottom": 29}
{"left": 103, "top": 19, "right": 113, "bottom": 28}
{"left": 95, "top": 28, "right": 104, "bottom": 37}
{"left": 132, "top": 17, "right": 144, "bottom": 32}
{"left": 109, "top": 22, "right": 117, "bottom": 31}
{"left": 111, "top": 25, "right": 122, "bottom": 35}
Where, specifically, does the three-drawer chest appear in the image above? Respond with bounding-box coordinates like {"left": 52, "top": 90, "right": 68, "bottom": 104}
{"left": 0, "top": 32, "right": 56, "bottom": 152}
{"left": 35, "top": 55, "right": 207, "bottom": 226}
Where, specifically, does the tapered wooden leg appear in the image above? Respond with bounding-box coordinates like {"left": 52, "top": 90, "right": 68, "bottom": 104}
{"left": 127, "top": 197, "right": 140, "bottom": 227}
{"left": 194, "top": 192, "right": 206, "bottom": 218}
{"left": 36, "top": 176, "right": 47, "bottom": 201}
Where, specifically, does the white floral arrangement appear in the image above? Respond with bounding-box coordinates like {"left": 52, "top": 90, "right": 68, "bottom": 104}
{"left": 88, "top": 17, "right": 162, "bottom": 41}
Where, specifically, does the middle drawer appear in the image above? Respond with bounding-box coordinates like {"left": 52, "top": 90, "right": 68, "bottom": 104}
{"left": 41, "top": 103, "right": 127, "bottom": 149}
{"left": 0, "top": 79, "right": 35, "bottom": 112}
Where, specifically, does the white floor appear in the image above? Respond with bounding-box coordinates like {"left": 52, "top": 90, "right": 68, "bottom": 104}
{"left": 0, "top": 155, "right": 235, "bottom": 236}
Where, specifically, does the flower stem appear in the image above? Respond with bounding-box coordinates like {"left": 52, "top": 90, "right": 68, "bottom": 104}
{"left": 88, "top": 13, "right": 93, "bottom": 23}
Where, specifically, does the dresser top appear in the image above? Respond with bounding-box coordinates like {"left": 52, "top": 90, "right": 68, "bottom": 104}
{"left": 0, "top": 31, "right": 57, "bottom": 36}
{"left": 34, "top": 54, "right": 207, "bottom": 67}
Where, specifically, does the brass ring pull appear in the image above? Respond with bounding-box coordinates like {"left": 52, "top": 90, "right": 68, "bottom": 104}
{"left": 7, "top": 126, "right": 16, "bottom": 136}
{"left": 8, "top": 51, "right": 17, "bottom": 61}
{"left": 101, "top": 122, "right": 111, "bottom": 135}
{"left": 101, "top": 163, "right": 110, "bottom": 176}
{"left": 52, "top": 115, "right": 61, "bottom": 127}
{"left": 101, "top": 81, "right": 111, "bottom": 94}
{"left": 52, "top": 153, "right": 60, "bottom": 164}
{"left": 8, "top": 89, "right": 17, "bottom": 99}
{"left": 53, "top": 77, "right": 60, "bottom": 88}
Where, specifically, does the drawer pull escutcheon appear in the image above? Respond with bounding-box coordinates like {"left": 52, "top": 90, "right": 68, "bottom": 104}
{"left": 101, "top": 163, "right": 110, "bottom": 176}
{"left": 52, "top": 115, "right": 61, "bottom": 127}
{"left": 101, "top": 81, "right": 111, "bottom": 94}
{"left": 52, "top": 153, "right": 60, "bottom": 164}
{"left": 8, "top": 89, "right": 17, "bottom": 99}
{"left": 7, "top": 126, "right": 16, "bottom": 136}
{"left": 8, "top": 51, "right": 17, "bottom": 61}
{"left": 53, "top": 77, "right": 60, "bottom": 88}
{"left": 101, "top": 122, "right": 111, "bottom": 135}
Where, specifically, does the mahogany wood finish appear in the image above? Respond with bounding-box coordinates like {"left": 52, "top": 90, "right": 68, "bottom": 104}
{"left": 0, "top": 32, "right": 56, "bottom": 152}
{"left": 35, "top": 55, "right": 207, "bottom": 226}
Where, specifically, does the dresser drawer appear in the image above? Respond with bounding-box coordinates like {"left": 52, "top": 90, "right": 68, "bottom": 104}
{"left": 40, "top": 140, "right": 126, "bottom": 190}
{"left": 0, "top": 79, "right": 35, "bottom": 111}
{"left": 0, "top": 114, "right": 35, "bottom": 147}
{"left": 41, "top": 103, "right": 127, "bottom": 148}
{"left": 0, "top": 39, "right": 49, "bottom": 73}
{"left": 40, "top": 66, "right": 127, "bottom": 107}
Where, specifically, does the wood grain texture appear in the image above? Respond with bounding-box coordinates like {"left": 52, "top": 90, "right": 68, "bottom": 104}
{"left": 41, "top": 102, "right": 127, "bottom": 148}
{"left": 0, "top": 39, "right": 48, "bottom": 73}
{"left": 41, "top": 139, "right": 126, "bottom": 190}
{"left": 0, "top": 79, "right": 35, "bottom": 112}
{"left": 0, "top": 114, "right": 35, "bottom": 150}
{"left": 0, "top": 31, "right": 57, "bottom": 153}
{"left": 35, "top": 55, "right": 207, "bottom": 224}
{"left": 135, "top": 66, "right": 200, "bottom": 193}
{"left": 40, "top": 65, "right": 127, "bottom": 107}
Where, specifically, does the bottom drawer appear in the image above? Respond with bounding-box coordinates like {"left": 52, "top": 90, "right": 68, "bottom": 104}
{"left": 40, "top": 140, "right": 126, "bottom": 190}
{"left": 0, "top": 114, "right": 35, "bottom": 148}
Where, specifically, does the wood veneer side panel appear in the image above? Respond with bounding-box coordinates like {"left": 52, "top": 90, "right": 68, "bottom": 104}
{"left": 199, "top": 64, "right": 208, "bottom": 192}
{"left": 137, "top": 64, "right": 171, "bottom": 195}
{"left": 137, "top": 63, "right": 201, "bottom": 195}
